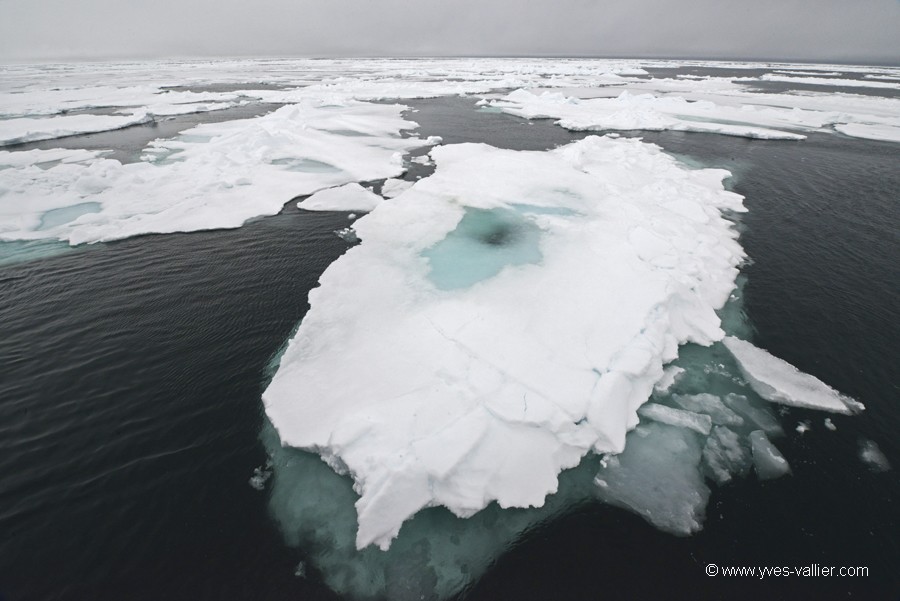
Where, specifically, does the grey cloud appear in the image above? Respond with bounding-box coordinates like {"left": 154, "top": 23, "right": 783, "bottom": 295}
{"left": 0, "top": 0, "right": 898, "bottom": 64}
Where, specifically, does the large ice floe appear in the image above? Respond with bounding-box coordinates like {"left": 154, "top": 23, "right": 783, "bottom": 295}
{"left": 491, "top": 88, "right": 900, "bottom": 143}
{"left": 0, "top": 99, "right": 423, "bottom": 244}
{"left": 263, "top": 134, "right": 749, "bottom": 551}
{"left": 262, "top": 134, "right": 869, "bottom": 600}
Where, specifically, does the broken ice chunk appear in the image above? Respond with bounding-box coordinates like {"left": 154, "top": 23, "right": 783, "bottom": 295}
{"left": 824, "top": 418, "right": 836, "bottom": 431}
{"left": 723, "top": 337, "right": 863, "bottom": 414}
{"left": 299, "top": 183, "right": 384, "bottom": 212}
{"left": 673, "top": 393, "right": 744, "bottom": 427}
{"left": 749, "top": 430, "right": 791, "bottom": 480}
{"left": 381, "top": 178, "right": 414, "bottom": 198}
{"left": 702, "top": 426, "right": 751, "bottom": 484}
{"left": 637, "top": 403, "right": 712, "bottom": 435}
{"left": 594, "top": 423, "right": 709, "bottom": 535}
{"left": 795, "top": 420, "right": 811, "bottom": 435}
{"left": 654, "top": 365, "right": 685, "bottom": 394}
{"left": 859, "top": 439, "right": 891, "bottom": 472}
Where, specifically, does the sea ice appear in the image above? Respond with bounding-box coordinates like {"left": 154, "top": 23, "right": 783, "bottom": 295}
{"left": 702, "top": 426, "right": 750, "bottom": 484}
{"left": 722, "top": 393, "right": 783, "bottom": 436}
{"left": 299, "top": 183, "right": 384, "bottom": 212}
{"left": 749, "top": 430, "right": 791, "bottom": 480}
{"left": 654, "top": 365, "right": 685, "bottom": 393}
{"left": 859, "top": 440, "right": 891, "bottom": 472}
{"left": 637, "top": 403, "right": 712, "bottom": 435}
{"left": 0, "top": 112, "right": 152, "bottom": 146}
{"left": 263, "top": 134, "right": 746, "bottom": 550}
{"left": 672, "top": 393, "right": 744, "bottom": 427}
{"left": 594, "top": 423, "right": 709, "bottom": 535}
{"left": 723, "top": 337, "right": 864, "bottom": 414}
{"left": 0, "top": 100, "right": 423, "bottom": 244}
{"left": 380, "top": 178, "right": 414, "bottom": 198}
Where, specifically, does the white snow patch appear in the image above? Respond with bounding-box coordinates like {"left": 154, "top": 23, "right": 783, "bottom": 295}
{"left": 300, "top": 183, "right": 384, "bottom": 212}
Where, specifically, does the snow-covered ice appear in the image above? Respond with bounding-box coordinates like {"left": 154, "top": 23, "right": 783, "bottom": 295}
{"left": 0, "top": 100, "right": 423, "bottom": 244}
{"left": 0, "top": 112, "right": 152, "bottom": 146}
{"left": 723, "top": 336, "right": 864, "bottom": 414}
{"left": 263, "top": 134, "right": 747, "bottom": 550}
{"left": 299, "top": 183, "right": 384, "bottom": 212}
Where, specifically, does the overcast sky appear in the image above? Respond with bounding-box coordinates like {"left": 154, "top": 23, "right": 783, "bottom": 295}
{"left": 1, "top": 0, "right": 898, "bottom": 64}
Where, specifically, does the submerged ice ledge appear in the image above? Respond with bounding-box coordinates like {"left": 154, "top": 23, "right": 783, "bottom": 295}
{"left": 263, "top": 134, "right": 748, "bottom": 550}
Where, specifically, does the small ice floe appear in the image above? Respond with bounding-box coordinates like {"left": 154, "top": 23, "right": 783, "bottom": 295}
{"left": 348, "top": 213, "right": 357, "bottom": 220}
{"left": 637, "top": 403, "right": 712, "bottom": 436}
{"left": 859, "top": 440, "right": 891, "bottom": 472}
{"left": 824, "top": 418, "right": 837, "bottom": 431}
{"left": 334, "top": 227, "right": 358, "bottom": 243}
{"left": 653, "top": 365, "right": 685, "bottom": 394}
{"left": 249, "top": 463, "right": 273, "bottom": 490}
{"left": 795, "top": 421, "right": 811, "bottom": 435}
{"left": 380, "top": 178, "right": 414, "bottom": 198}
{"left": 294, "top": 561, "right": 307, "bottom": 578}
{"left": 723, "top": 336, "right": 864, "bottom": 414}
{"left": 299, "top": 183, "right": 383, "bottom": 212}
{"left": 749, "top": 430, "right": 791, "bottom": 480}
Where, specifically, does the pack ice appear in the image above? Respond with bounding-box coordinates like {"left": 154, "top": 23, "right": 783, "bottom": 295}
{"left": 263, "top": 134, "right": 748, "bottom": 550}
{"left": 0, "top": 100, "right": 422, "bottom": 244}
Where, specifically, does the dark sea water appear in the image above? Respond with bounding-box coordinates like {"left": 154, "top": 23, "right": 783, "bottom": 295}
{"left": 1, "top": 95, "right": 898, "bottom": 601}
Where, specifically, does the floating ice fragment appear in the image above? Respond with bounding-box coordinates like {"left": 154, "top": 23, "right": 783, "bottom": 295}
{"left": 380, "top": 178, "right": 414, "bottom": 198}
{"left": 796, "top": 421, "right": 811, "bottom": 435}
{"left": 702, "top": 426, "right": 750, "bottom": 484}
{"left": 859, "top": 440, "right": 891, "bottom": 472}
{"left": 594, "top": 423, "right": 709, "bottom": 535}
{"left": 249, "top": 464, "right": 273, "bottom": 490}
{"left": 654, "top": 365, "right": 685, "bottom": 393}
{"left": 334, "top": 227, "right": 359, "bottom": 243}
{"left": 637, "top": 403, "right": 712, "bottom": 435}
{"left": 673, "top": 393, "right": 744, "bottom": 427}
{"left": 722, "top": 337, "right": 863, "bottom": 414}
{"left": 749, "top": 430, "right": 791, "bottom": 480}
{"left": 300, "top": 183, "right": 384, "bottom": 212}
{"left": 824, "top": 418, "right": 836, "bottom": 431}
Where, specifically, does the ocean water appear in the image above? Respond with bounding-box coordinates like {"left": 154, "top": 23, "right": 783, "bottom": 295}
{"left": 1, "top": 90, "right": 898, "bottom": 600}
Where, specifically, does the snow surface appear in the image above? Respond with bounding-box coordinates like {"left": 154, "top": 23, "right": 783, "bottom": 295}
{"left": 299, "top": 183, "right": 383, "bottom": 212}
{"left": 723, "top": 336, "right": 864, "bottom": 414}
{"left": 0, "top": 112, "right": 152, "bottom": 146}
{"left": 263, "top": 134, "right": 747, "bottom": 550}
{"left": 0, "top": 100, "right": 423, "bottom": 244}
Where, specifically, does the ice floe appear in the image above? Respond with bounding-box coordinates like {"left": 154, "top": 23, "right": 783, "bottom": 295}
{"left": 263, "top": 134, "right": 747, "bottom": 550}
{"left": 723, "top": 336, "right": 864, "bottom": 414}
{"left": 0, "top": 100, "right": 423, "bottom": 244}
{"left": 0, "top": 112, "right": 153, "bottom": 146}
{"left": 299, "top": 183, "right": 384, "bottom": 212}
{"left": 859, "top": 439, "right": 892, "bottom": 472}
{"left": 749, "top": 430, "right": 791, "bottom": 480}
